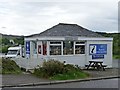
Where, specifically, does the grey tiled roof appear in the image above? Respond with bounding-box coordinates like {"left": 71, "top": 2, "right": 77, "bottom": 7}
{"left": 27, "top": 23, "right": 103, "bottom": 37}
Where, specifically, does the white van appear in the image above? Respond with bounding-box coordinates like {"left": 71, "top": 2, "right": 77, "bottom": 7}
{"left": 6, "top": 45, "right": 24, "bottom": 58}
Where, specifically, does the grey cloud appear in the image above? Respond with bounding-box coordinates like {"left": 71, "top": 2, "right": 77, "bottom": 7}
{"left": 0, "top": 1, "right": 118, "bottom": 35}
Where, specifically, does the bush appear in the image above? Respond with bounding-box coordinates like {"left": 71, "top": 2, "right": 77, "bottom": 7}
{"left": 43, "top": 60, "right": 65, "bottom": 76}
{"left": 34, "top": 60, "right": 65, "bottom": 78}
{"left": 2, "top": 58, "right": 22, "bottom": 74}
{"left": 2, "top": 46, "right": 9, "bottom": 53}
{"left": 33, "top": 60, "right": 85, "bottom": 79}
{"left": 64, "top": 64, "right": 80, "bottom": 72}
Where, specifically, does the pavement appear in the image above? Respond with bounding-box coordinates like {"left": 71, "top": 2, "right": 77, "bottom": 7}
{"left": 1, "top": 59, "right": 119, "bottom": 88}
{"left": 2, "top": 73, "right": 51, "bottom": 86}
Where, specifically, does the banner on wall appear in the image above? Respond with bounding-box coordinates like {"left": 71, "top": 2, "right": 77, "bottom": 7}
{"left": 26, "top": 41, "right": 30, "bottom": 58}
{"left": 89, "top": 44, "right": 107, "bottom": 55}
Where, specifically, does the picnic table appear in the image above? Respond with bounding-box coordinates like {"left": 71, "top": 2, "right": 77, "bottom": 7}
{"left": 86, "top": 60, "right": 107, "bottom": 71}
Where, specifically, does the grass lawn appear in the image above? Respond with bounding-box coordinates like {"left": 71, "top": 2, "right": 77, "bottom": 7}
{"left": 113, "top": 55, "right": 120, "bottom": 59}
{"left": 50, "top": 71, "right": 89, "bottom": 80}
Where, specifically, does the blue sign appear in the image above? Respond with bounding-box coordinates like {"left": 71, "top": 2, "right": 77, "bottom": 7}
{"left": 26, "top": 41, "right": 30, "bottom": 55}
{"left": 89, "top": 44, "right": 107, "bottom": 55}
{"left": 92, "top": 55, "right": 104, "bottom": 59}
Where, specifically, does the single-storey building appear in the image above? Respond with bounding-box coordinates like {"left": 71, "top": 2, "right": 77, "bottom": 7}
{"left": 24, "top": 23, "right": 113, "bottom": 68}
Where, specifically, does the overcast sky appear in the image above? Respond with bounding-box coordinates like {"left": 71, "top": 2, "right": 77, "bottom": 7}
{"left": 0, "top": 0, "right": 118, "bottom": 36}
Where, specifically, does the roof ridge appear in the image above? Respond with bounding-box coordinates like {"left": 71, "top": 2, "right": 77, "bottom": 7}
{"left": 59, "top": 23, "right": 77, "bottom": 25}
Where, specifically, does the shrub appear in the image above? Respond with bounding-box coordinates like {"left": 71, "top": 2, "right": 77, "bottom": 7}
{"left": 43, "top": 60, "right": 65, "bottom": 76}
{"left": 64, "top": 64, "right": 79, "bottom": 72}
{"left": 2, "top": 58, "right": 22, "bottom": 74}
{"left": 33, "top": 59, "right": 85, "bottom": 79}
{"left": 34, "top": 60, "right": 65, "bottom": 78}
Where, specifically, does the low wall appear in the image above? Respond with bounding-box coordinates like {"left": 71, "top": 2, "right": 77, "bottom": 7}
{"left": 12, "top": 57, "right": 44, "bottom": 71}
{"left": 12, "top": 54, "right": 112, "bottom": 71}
{"left": 12, "top": 54, "right": 86, "bottom": 70}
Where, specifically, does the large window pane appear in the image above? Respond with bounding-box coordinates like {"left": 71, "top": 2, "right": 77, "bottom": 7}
{"left": 63, "top": 41, "right": 73, "bottom": 55}
{"left": 50, "top": 46, "right": 61, "bottom": 55}
{"left": 7, "top": 50, "right": 17, "bottom": 54}
{"left": 75, "top": 45, "right": 85, "bottom": 54}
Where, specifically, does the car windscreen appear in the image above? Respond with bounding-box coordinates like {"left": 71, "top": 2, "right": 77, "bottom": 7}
{"left": 7, "top": 50, "right": 18, "bottom": 55}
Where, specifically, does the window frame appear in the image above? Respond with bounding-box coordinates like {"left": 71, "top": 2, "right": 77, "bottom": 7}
{"left": 49, "top": 41, "right": 62, "bottom": 55}
{"left": 75, "top": 41, "right": 85, "bottom": 55}
{"left": 63, "top": 41, "right": 74, "bottom": 55}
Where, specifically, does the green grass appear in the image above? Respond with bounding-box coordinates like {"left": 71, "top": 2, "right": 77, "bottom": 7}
{"left": 33, "top": 60, "right": 90, "bottom": 80}
{"left": 50, "top": 71, "right": 89, "bottom": 80}
{"left": 1, "top": 58, "right": 22, "bottom": 74}
{"left": 2, "top": 70, "right": 22, "bottom": 74}
{"left": 113, "top": 55, "right": 120, "bottom": 59}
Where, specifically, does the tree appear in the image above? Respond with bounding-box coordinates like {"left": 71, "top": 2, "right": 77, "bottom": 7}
{"left": 13, "top": 37, "right": 24, "bottom": 45}
{"left": 2, "top": 46, "right": 9, "bottom": 53}
{"left": 2, "top": 38, "right": 10, "bottom": 45}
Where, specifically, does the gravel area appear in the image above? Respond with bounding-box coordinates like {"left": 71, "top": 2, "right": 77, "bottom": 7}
{"left": 83, "top": 68, "right": 119, "bottom": 78}
{"left": 83, "top": 59, "right": 119, "bottom": 78}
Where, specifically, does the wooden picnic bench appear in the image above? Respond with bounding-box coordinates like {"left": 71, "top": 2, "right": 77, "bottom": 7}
{"left": 85, "top": 60, "right": 107, "bottom": 71}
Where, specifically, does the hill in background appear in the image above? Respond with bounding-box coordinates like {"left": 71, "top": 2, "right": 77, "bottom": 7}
{"left": 0, "top": 33, "right": 23, "bottom": 39}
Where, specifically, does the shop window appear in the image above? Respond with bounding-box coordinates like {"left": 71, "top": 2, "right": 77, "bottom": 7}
{"left": 63, "top": 41, "right": 73, "bottom": 55}
{"left": 50, "top": 46, "right": 61, "bottom": 55}
{"left": 49, "top": 41, "right": 62, "bottom": 55}
{"left": 75, "top": 42, "right": 85, "bottom": 54}
{"left": 42, "top": 41, "right": 47, "bottom": 55}
{"left": 75, "top": 45, "right": 85, "bottom": 54}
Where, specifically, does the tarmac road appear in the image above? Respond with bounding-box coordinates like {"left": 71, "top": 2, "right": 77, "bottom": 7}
{"left": 2, "top": 78, "right": 119, "bottom": 89}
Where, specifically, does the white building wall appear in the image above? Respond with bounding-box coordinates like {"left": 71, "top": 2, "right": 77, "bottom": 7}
{"left": 46, "top": 55, "right": 86, "bottom": 67}
{"left": 22, "top": 37, "right": 113, "bottom": 70}
{"left": 37, "top": 40, "right": 86, "bottom": 67}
